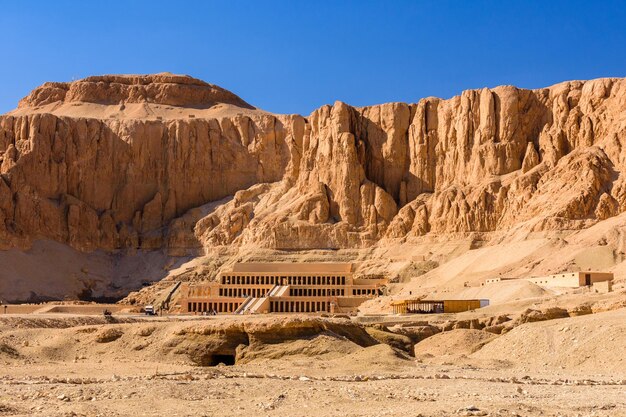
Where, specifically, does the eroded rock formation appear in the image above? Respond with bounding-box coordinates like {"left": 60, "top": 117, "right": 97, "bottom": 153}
{"left": 0, "top": 74, "right": 305, "bottom": 253}
{"left": 193, "top": 78, "right": 626, "bottom": 250}
{"left": 1, "top": 74, "right": 625, "bottom": 257}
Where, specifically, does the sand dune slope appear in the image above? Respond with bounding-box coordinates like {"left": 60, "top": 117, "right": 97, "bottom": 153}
{"left": 472, "top": 308, "right": 626, "bottom": 374}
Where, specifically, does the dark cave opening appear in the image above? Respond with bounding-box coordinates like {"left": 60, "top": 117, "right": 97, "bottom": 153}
{"left": 208, "top": 354, "right": 236, "bottom": 366}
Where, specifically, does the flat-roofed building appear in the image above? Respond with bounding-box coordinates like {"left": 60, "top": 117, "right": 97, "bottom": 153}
{"left": 526, "top": 271, "right": 613, "bottom": 288}
{"left": 482, "top": 277, "right": 517, "bottom": 286}
{"left": 391, "top": 299, "right": 489, "bottom": 314}
{"left": 483, "top": 271, "right": 614, "bottom": 289}
{"left": 179, "top": 263, "right": 386, "bottom": 314}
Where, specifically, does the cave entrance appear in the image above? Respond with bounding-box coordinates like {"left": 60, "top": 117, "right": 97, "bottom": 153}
{"left": 208, "top": 354, "right": 236, "bottom": 366}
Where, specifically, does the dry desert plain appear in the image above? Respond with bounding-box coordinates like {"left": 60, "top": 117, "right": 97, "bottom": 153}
{"left": 0, "top": 284, "right": 625, "bottom": 417}
{"left": 2, "top": 74, "right": 626, "bottom": 416}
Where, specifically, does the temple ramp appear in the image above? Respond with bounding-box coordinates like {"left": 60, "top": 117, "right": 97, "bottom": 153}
{"left": 235, "top": 297, "right": 270, "bottom": 314}
{"left": 234, "top": 296, "right": 254, "bottom": 314}
{"left": 269, "top": 285, "right": 290, "bottom": 297}
{"left": 247, "top": 297, "right": 270, "bottom": 314}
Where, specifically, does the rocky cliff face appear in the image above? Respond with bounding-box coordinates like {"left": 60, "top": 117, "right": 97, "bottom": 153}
{"left": 0, "top": 74, "right": 305, "bottom": 254}
{"left": 1, "top": 75, "right": 625, "bottom": 260}
{"left": 194, "top": 78, "right": 626, "bottom": 250}
{"left": 18, "top": 73, "right": 253, "bottom": 108}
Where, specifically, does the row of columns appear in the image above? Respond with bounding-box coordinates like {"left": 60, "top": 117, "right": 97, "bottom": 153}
{"left": 291, "top": 288, "right": 345, "bottom": 297}
{"left": 392, "top": 301, "right": 443, "bottom": 314}
{"left": 222, "top": 275, "right": 281, "bottom": 285}
{"left": 285, "top": 276, "right": 347, "bottom": 286}
{"left": 221, "top": 275, "right": 348, "bottom": 286}
{"left": 188, "top": 301, "right": 240, "bottom": 313}
{"left": 219, "top": 287, "right": 268, "bottom": 298}
{"left": 353, "top": 288, "right": 377, "bottom": 296}
{"left": 271, "top": 301, "right": 330, "bottom": 313}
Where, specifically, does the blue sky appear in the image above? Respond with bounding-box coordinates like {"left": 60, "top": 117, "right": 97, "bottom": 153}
{"left": 1, "top": 1, "right": 625, "bottom": 115}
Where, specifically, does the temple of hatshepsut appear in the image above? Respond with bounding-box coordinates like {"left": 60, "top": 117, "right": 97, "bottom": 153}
{"left": 179, "top": 263, "right": 387, "bottom": 314}
{"left": 2, "top": 0, "right": 626, "bottom": 413}
{"left": 179, "top": 264, "right": 617, "bottom": 316}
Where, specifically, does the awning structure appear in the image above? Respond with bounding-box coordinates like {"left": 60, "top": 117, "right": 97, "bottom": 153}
{"left": 391, "top": 299, "right": 488, "bottom": 314}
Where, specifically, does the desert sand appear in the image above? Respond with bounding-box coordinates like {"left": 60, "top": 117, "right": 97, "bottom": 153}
{"left": 0, "top": 304, "right": 625, "bottom": 417}
{"left": 1, "top": 74, "right": 626, "bottom": 416}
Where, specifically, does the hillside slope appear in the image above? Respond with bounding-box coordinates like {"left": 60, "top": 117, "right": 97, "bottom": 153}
{"left": 1, "top": 74, "right": 626, "bottom": 301}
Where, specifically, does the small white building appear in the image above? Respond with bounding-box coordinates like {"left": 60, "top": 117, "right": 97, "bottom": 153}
{"left": 526, "top": 272, "right": 613, "bottom": 288}
{"left": 483, "top": 271, "right": 613, "bottom": 290}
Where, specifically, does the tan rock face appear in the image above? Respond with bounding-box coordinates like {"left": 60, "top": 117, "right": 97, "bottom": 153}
{"left": 0, "top": 93, "right": 303, "bottom": 251}
{"left": 1, "top": 75, "right": 626, "bottom": 256}
{"left": 18, "top": 73, "right": 253, "bottom": 108}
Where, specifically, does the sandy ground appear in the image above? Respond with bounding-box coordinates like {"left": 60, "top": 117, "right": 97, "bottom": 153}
{"left": 1, "top": 362, "right": 624, "bottom": 417}
{"left": 8, "top": 100, "right": 268, "bottom": 121}
{"left": 0, "top": 307, "right": 624, "bottom": 417}
{"left": 0, "top": 240, "right": 189, "bottom": 302}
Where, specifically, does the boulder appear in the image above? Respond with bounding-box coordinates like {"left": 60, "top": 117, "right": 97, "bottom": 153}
{"left": 516, "top": 307, "right": 570, "bottom": 324}
{"left": 365, "top": 327, "right": 414, "bottom": 355}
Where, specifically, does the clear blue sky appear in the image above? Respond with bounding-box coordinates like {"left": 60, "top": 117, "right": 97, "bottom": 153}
{"left": 1, "top": 1, "right": 625, "bottom": 115}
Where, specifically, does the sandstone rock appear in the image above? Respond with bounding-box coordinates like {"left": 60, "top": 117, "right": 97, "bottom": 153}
{"left": 18, "top": 73, "right": 253, "bottom": 109}
{"left": 365, "top": 326, "right": 413, "bottom": 354}
{"left": 395, "top": 325, "right": 441, "bottom": 342}
{"left": 136, "top": 326, "right": 156, "bottom": 337}
{"left": 4, "top": 76, "right": 626, "bottom": 253}
{"left": 516, "top": 307, "right": 570, "bottom": 325}
{"left": 94, "top": 328, "right": 123, "bottom": 343}
{"left": 521, "top": 142, "right": 540, "bottom": 173}
{"left": 165, "top": 316, "right": 378, "bottom": 366}
{"left": 483, "top": 325, "right": 506, "bottom": 335}
{"left": 452, "top": 319, "right": 483, "bottom": 330}
{"left": 481, "top": 315, "right": 512, "bottom": 328}
{"left": 568, "top": 303, "right": 593, "bottom": 317}
{"left": 0, "top": 102, "right": 300, "bottom": 252}
{"left": 2, "top": 75, "right": 626, "bottom": 300}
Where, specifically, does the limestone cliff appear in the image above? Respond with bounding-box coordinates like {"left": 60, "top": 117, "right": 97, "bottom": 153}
{"left": 1, "top": 74, "right": 626, "bottom": 300}
{"left": 194, "top": 78, "right": 626, "bottom": 250}
{"left": 0, "top": 74, "right": 304, "bottom": 253}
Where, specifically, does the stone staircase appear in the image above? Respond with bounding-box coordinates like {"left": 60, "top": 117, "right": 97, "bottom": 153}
{"left": 268, "top": 285, "right": 290, "bottom": 297}
{"left": 234, "top": 296, "right": 254, "bottom": 314}
{"left": 235, "top": 285, "right": 290, "bottom": 314}
{"left": 235, "top": 296, "right": 270, "bottom": 314}
{"left": 246, "top": 297, "right": 270, "bottom": 313}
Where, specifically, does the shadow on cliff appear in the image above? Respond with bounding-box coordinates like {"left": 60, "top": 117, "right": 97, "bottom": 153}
{"left": 352, "top": 90, "right": 553, "bottom": 215}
